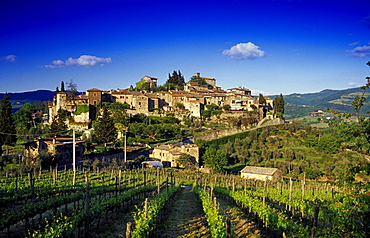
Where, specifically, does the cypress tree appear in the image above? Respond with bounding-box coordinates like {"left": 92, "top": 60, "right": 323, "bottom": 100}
{"left": 93, "top": 106, "right": 117, "bottom": 147}
{"left": 258, "top": 93, "right": 266, "bottom": 105}
{"left": 0, "top": 94, "right": 17, "bottom": 155}
{"left": 61, "top": 81, "right": 65, "bottom": 92}
{"left": 274, "top": 94, "right": 285, "bottom": 118}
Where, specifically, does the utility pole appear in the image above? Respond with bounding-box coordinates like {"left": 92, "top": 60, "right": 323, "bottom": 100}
{"left": 124, "top": 130, "right": 127, "bottom": 163}
{"left": 73, "top": 128, "right": 76, "bottom": 171}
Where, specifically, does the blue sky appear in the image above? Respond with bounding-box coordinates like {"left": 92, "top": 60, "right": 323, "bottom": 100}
{"left": 1, "top": 0, "right": 370, "bottom": 95}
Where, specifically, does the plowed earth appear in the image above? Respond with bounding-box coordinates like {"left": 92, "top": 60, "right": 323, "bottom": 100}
{"left": 153, "top": 186, "right": 210, "bottom": 237}
{"left": 153, "top": 186, "right": 264, "bottom": 238}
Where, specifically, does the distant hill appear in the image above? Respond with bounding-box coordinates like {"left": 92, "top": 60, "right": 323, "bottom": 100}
{"left": 280, "top": 87, "right": 370, "bottom": 119}
{"left": 0, "top": 90, "right": 55, "bottom": 111}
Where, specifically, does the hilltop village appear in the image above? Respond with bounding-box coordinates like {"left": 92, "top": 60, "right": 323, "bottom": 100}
{"left": 48, "top": 73, "right": 275, "bottom": 131}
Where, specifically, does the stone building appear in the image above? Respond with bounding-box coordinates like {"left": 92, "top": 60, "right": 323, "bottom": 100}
{"left": 240, "top": 166, "right": 283, "bottom": 181}
{"left": 24, "top": 137, "right": 84, "bottom": 167}
{"left": 47, "top": 72, "right": 276, "bottom": 131}
{"left": 150, "top": 142, "right": 199, "bottom": 167}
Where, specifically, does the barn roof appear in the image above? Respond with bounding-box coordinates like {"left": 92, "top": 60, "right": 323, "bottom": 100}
{"left": 141, "top": 161, "right": 163, "bottom": 167}
{"left": 240, "top": 166, "right": 280, "bottom": 176}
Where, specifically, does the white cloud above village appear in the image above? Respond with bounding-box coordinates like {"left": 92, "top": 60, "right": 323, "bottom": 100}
{"left": 222, "top": 42, "right": 265, "bottom": 60}
{"left": 43, "top": 55, "right": 112, "bottom": 68}
{"left": 0, "top": 55, "right": 17, "bottom": 62}
{"left": 348, "top": 45, "right": 370, "bottom": 57}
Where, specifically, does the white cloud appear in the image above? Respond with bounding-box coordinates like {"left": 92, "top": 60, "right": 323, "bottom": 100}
{"left": 43, "top": 55, "right": 112, "bottom": 68}
{"left": 348, "top": 42, "right": 359, "bottom": 46}
{"left": 1, "top": 55, "right": 17, "bottom": 62}
{"left": 348, "top": 82, "right": 362, "bottom": 87}
{"left": 348, "top": 45, "right": 370, "bottom": 57}
{"left": 223, "top": 42, "right": 265, "bottom": 60}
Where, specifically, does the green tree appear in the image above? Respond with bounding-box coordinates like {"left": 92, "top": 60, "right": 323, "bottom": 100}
{"left": 13, "top": 103, "right": 36, "bottom": 135}
{"left": 165, "top": 70, "right": 185, "bottom": 90}
{"left": 0, "top": 94, "right": 17, "bottom": 155}
{"left": 203, "top": 147, "right": 227, "bottom": 173}
{"left": 274, "top": 94, "right": 285, "bottom": 118}
{"left": 189, "top": 75, "right": 209, "bottom": 86}
{"left": 93, "top": 106, "right": 117, "bottom": 146}
{"left": 205, "top": 104, "right": 218, "bottom": 111}
{"left": 258, "top": 93, "right": 266, "bottom": 105}
{"left": 317, "top": 134, "right": 340, "bottom": 154}
{"left": 177, "top": 153, "right": 193, "bottom": 168}
{"left": 134, "top": 155, "right": 146, "bottom": 163}
{"left": 50, "top": 109, "right": 68, "bottom": 136}
{"left": 222, "top": 104, "right": 231, "bottom": 111}
{"left": 107, "top": 102, "right": 130, "bottom": 125}
{"left": 135, "top": 79, "right": 151, "bottom": 91}
{"left": 61, "top": 81, "right": 65, "bottom": 92}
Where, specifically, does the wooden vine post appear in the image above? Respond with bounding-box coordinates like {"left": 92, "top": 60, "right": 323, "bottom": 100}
{"left": 289, "top": 178, "right": 293, "bottom": 211}
{"left": 126, "top": 222, "right": 132, "bottom": 238}
{"left": 157, "top": 168, "right": 160, "bottom": 197}
{"left": 301, "top": 172, "right": 306, "bottom": 217}
{"left": 85, "top": 177, "right": 91, "bottom": 236}
{"left": 263, "top": 178, "right": 267, "bottom": 205}
{"left": 310, "top": 202, "right": 320, "bottom": 238}
{"left": 144, "top": 198, "right": 148, "bottom": 219}
{"left": 225, "top": 219, "right": 231, "bottom": 238}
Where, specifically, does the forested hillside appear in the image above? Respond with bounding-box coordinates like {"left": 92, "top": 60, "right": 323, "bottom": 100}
{"left": 198, "top": 121, "right": 369, "bottom": 179}
{"left": 283, "top": 87, "right": 370, "bottom": 119}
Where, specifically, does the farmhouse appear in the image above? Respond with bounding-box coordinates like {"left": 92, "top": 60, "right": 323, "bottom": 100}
{"left": 150, "top": 142, "right": 199, "bottom": 167}
{"left": 240, "top": 166, "right": 282, "bottom": 181}
{"left": 24, "top": 137, "right": 85, "bottom": 167}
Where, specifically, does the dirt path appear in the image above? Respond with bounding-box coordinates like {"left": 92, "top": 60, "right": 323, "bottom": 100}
{"left": 153, "top": 186, "right": 210, "bottom": 238}
{"left": 216, "top": 194, "right": 262, "bottom": 238}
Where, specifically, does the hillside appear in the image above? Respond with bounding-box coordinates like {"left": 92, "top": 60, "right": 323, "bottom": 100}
{"left": 200, "top": 121, "right": 369, "bottom": 179}
{"left": 282, "top": 87, "right": 370, "bottom": 119}
{"left": 0, "top": 90, "right": 55, "bottom": 111}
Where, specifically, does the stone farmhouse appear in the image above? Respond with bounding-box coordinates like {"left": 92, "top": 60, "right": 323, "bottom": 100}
{"left": 47, "top": 73, "right": 274, "bottom": 130}
{"left": 24, "top": 136, "right": 85, "bottom": 167}
{"left": 149, "top": 142, "right": 199, "bottom": 167}
{"left": 240, "top": 166, "right": 283, "bottom": 181}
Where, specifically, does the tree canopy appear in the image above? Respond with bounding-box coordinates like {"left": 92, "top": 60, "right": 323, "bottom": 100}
{"left": 0, "top": 94, "right": 17, "bottom": 155}
{"left": 274, "top": 94, "right": 285, "bottom": 118}
{"left": 93, "top": 106, "right": 117, "bottom": 145}
{"left": 258, "top": 93, "right": 266, "bottom": 105}
{"left": 50, "top": 109, "right": 68, "bottom": 136}
{"left": 13, "top": 103, "right": 36, "bottom": 136}
{"left": 165, "top": 70, "right": 185, "bottom": 90}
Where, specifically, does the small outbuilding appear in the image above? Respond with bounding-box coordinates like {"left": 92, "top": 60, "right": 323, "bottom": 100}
{"left": 141, "top": 161, "right": 163, "bottom": 168}
{"left": 240, "top": 166, "right": 283, "bottom": 181}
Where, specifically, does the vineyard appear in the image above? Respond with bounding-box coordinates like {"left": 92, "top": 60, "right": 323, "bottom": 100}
{"left": 0, "top": 166, "right": 369, "bottom": 238}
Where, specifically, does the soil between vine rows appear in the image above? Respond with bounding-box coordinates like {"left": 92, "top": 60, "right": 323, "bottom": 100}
{"left": 152, "top": 186, "right": 210, "bottom": 237}
{"left": 152, "top": 186, "right": 265, "bottom": 238}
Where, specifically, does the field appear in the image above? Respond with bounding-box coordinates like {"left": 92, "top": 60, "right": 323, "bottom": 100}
{"left": 0, "top": 167, "right": 369, "bottom": 238}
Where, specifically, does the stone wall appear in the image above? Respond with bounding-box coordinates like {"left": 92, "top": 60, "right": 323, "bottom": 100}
{"left": 193, "top": 117, "right": 285, "bottom": 141}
